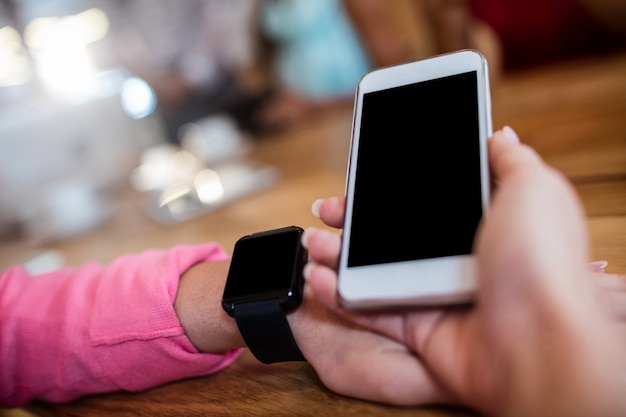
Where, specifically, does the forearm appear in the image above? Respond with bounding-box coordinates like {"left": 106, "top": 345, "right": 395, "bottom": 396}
{"left": 1, "top": 244, "right": 241, "bottom": 407}
{"left": 343, "top": 0, "right": 410, "bottom": 67}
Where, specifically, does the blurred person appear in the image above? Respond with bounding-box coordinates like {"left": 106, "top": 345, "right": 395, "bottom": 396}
{"left": 95, "top": 0, "right": 263, "bottom": 141}
{"left": 419, "top": 0, "right": 626, "bottom": 77}
{"left": 303, "top": 126, "right": 626, "bottom": 416}
{"left": 253, "top": 0, "right": 418, "bottom": 131}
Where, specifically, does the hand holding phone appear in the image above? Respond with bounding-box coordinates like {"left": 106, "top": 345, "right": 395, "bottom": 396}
{"left": 338, "top": 50, "right": 492, "bottom": 309}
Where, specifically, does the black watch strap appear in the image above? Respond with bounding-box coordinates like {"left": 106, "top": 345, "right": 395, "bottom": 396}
{"left": 234, "top": 299, "right": 306, "bottom": 364}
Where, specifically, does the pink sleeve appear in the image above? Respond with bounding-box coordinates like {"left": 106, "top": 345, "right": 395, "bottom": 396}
{"left": 0, "top": 244, "right": 242, "bottom": 407}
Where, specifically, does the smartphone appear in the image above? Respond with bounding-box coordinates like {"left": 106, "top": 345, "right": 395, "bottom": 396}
{"left": 338, "top": 49, "right": 492, "bottom": 309}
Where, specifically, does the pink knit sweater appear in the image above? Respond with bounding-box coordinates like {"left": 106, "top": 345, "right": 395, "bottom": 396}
{"left": 0, "top": 244, "right": 242, "bottom": 407}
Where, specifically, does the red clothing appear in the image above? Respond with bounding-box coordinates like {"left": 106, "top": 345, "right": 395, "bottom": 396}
{"left": 1, "top": 244, "right": 241, "bottom": 407}
{"left": 469, "top": 0, "right": 622, "bottom": 70}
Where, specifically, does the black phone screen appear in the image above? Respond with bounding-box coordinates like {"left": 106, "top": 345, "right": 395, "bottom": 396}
{"left": 347, "top": 71, "right": 484, "bottom": 268}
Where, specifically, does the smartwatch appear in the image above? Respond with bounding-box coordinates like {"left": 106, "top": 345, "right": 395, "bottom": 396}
{"left": 222, "top": 226, "right": 308, "bottom": 364}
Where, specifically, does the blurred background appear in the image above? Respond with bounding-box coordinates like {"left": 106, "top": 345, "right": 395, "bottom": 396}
{"left": 0, "top": 0, "right": 624, "bottom": 272}
{"left": 0, "top": 0, "right": 263, "bottom": 245}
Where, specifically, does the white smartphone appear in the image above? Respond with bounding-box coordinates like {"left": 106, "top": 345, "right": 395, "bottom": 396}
{"left": 338, "top": 49, "right": 492, "bottom": 309}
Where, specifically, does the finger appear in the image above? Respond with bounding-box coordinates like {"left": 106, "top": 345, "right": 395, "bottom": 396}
{"left": 303, "top": 261, "right": 340, "bottom": 308}
{"left": 591, "top": 272, "right": 626, "bottom": 320}
{"left": 304, "top": 259, "right": 413, "bottom": 343}
{"left": 593, "top": 272, "right": 626, "bottom": 292}
{"left": 302, "top": 227, "right": 341, "bottom": 269}
{"left": 489, "top": 126, "right": 545, "bottom": 182}
{"left": 600, "top": 291, "right": 626, "bottom": 320}
{"left": 606, "top": 292, "right": 626, "bottom": 321}
{"left": 594, "top": 274, "right": 626, "bottom": 321}
{"left": 312, "top": 197, "right": 345, "bottom": 229}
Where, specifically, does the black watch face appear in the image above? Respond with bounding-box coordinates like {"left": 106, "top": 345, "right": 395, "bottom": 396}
{"left": 223, "top": 226, "right": 307, "bottom": 313}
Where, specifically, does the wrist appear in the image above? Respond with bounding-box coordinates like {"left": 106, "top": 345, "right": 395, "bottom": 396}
{"left": 221, "top": 226, "right": 308, "bottom": 364}
{"left": 174, "top": 261, "right": 245, "bottom": 353}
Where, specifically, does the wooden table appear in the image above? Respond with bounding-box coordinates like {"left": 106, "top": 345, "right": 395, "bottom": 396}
{"left": 2, "top": 50, "right": 626, "bottom": 417}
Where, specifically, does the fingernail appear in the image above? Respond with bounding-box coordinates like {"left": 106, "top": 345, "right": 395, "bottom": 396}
{"left": 588, "top": 260, "right": 608, "bottom": 273}
{"left": 301, "top": 227, "right": 316, "bottom": 249}
{"left": 502, "top": 126, "right": 520, "bottom": 144}
{"left": 302, "top": 261, "right": 315, "bottom": 281}
{"left": 311, "top": 199, "right": 324, "bottom": 218}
